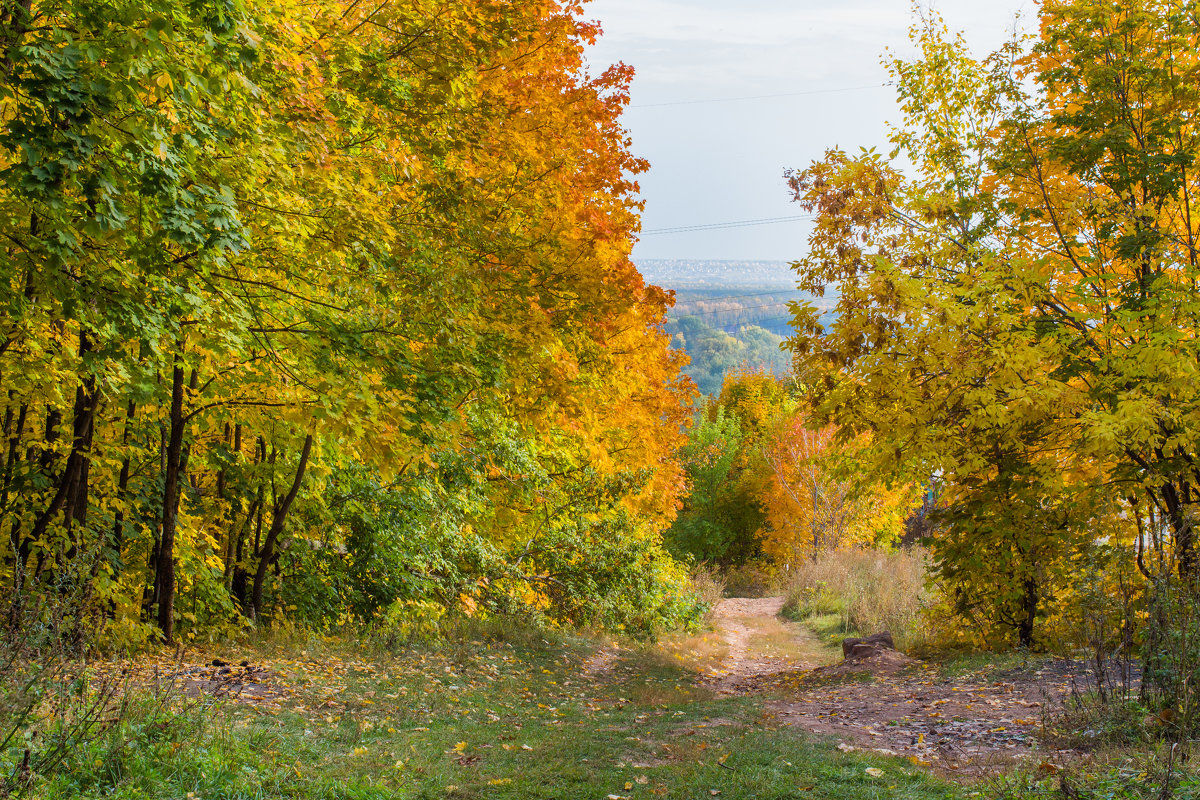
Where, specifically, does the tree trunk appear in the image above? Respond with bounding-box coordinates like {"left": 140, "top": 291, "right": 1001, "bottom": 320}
{"left": 249, "top": 434, "right": 313, "bottom": 622}
{"left": 1017, "top": 575, "right": 1038, "bottom": 649}
{"left": 107, "top": 399, "right": 136, "bottom": 579}
{"left": 154, "top": 361, "right": 186, "bottom": 643}
{"left": 1157, "top": 481, "right": 1197, "bottom": 583}
{"left": 25, "top": 333, "right": 96, "bottom": 570}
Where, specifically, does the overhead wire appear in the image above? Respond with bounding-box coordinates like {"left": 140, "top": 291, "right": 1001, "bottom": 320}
{"left": 630, "top": 82, "right": 894, "bottom": 109}
{"left": 671, "top": 301, "right": 795, "bottom": 318}
{"left": 641, "top": 214, "right": 814, "bottom": 236}
{"left": 656, "top": 288, "right": 798, "bottom": 302}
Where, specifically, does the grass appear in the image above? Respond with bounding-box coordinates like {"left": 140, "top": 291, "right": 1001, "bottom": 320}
{"left": 13, "top": 613, "right": 1200, "bottom": 799}
{"left": 780, "top": 549, "right": 929, "bottom": 651}
{"left": 19, "top": 624, "right": 965, "bottom": 800}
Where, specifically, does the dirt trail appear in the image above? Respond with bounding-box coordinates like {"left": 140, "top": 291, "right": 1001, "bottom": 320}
{"left": 700, "top": 597, "right": 1086, "bottom": 776}
{"left": 700, "top": 596, "right": 830, "bottom": 693}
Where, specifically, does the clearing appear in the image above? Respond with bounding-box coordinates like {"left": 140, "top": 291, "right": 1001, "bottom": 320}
{"left": 35, "top": 601, "right": 1098, "bottom": 799}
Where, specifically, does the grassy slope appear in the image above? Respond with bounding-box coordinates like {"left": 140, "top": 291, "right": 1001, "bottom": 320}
{"left": 35, "top": 628, "right": 963, "bottom": 800}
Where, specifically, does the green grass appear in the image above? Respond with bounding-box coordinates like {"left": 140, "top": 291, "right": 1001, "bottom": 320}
{"left": 24, "top": 629, "right": 964, "bottom": 800}
{"left": 921, "top": 649, "right": 1048, "bottom": 680}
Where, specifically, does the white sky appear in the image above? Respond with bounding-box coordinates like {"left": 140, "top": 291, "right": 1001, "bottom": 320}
{"left": 583, "top": 0, "right": 1038, "bottom": 261}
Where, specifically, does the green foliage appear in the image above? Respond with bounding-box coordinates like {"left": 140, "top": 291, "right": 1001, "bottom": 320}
{"left": 0, "top": 0, "right": 694, "bottom": 649}
{"left": 275, "top": 418, "right": 701, "bottom": 639}
{"left": 1142, "top": 578, "right": 1200, "bottom": 735}
{"left": 665, "top": 406, "right": 765, "bottom": 567}
{"left": 667, "top": 316, "right": 788, "bottom": 396}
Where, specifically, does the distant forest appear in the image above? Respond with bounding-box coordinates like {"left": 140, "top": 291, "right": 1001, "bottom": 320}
{"left": 638, "top": 261, "right": 834, "bottom": 396}
{"left": 666, "top": 289, "right": 798, "bottom": 395}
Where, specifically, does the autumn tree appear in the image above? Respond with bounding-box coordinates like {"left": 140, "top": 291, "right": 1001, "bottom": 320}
{"left": 0, "top": 0, "right": 695, "bottom": 643}
{"left": 783, "top": 11, "right": 1109, "bottom": 646}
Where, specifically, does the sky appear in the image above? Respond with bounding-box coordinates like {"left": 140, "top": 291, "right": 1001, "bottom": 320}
{"left": 583, "top": 0, "right": 1038, "bottom": 262}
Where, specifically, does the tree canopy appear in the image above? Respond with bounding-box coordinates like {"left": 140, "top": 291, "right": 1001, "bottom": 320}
{"left": 0, "top": 0, "right": 696, "bottom": 643}
{"left": 786, "top": 0, "right": 1200, "bottom": 646}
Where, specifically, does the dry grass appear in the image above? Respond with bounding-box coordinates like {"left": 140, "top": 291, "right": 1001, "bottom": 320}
{"left": 689, "top": 564, "right": 726, "bottom": 624}
{"left": 647, "top": 630, "right": 730, "bottom": 675}
{"left": 780, "top": 548, "right": 930, "bottom": 651}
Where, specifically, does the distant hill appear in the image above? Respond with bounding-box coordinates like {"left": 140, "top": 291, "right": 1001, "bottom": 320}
{"left": 637, "top": 259, "right": 797, "bottom": 291}
{"left": 635, "top": 259, "right": 838, "bottom": 396}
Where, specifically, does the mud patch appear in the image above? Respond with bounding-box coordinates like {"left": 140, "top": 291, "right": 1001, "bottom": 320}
{"left": 174, "top": 662, "right": 290, "bottom": 705}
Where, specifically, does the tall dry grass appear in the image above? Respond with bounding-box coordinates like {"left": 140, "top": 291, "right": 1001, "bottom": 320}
{"left": 780, "top": 548, "right": 930, "bottom": 651}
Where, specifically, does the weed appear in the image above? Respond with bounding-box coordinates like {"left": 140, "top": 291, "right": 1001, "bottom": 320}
{"left": 780, "top": 548, "right": 929, "bottom": 649}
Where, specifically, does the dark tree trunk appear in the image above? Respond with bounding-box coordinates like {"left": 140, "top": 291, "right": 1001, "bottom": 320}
{"left": 249, "top": 434, "right": 313, "bottom": 622}
{"left": 1017, "top": 575, "right": 1038, "bottom": 649}
{"left": 25, "top": 333, "right": 96, "bottom": 567}
{"left": 3, "top": 399, "right": 28, "bottom": 581}
{"left": 1160, "top": 481, "right": 1197, "bottom": 583}
{"left": 108, "top": 399, "right": 136, "bottom": 575}
{"left": 154, "top": 362, "right": 186, "bottom": 643}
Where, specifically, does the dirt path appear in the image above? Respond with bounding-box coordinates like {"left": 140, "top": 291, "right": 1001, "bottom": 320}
{"left": 700, "top": 596, "right": 828, "bottom": 693}
{"left": 695, "top": 597, "right": 1086, "bottom": 777}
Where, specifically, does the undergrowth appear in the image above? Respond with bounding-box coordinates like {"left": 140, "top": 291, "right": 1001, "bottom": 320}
{"left": 780, "top": 547, "right": 929, "bottom": 650}
{"left": 10, "top": 619, "right": 966, "bottom": 800}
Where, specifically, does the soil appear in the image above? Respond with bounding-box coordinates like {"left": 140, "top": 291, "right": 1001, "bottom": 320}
{"left": 92, "top": 657, "right": 291, "bottom": 708}
{"left": 173, "top": 661, "right": 290, "bottom": 705}
{"left": 698, "top": 597, "right": 1095, "bottom": 777}
{"left": 702, "top": 596, "right": 795, "bottom": 694}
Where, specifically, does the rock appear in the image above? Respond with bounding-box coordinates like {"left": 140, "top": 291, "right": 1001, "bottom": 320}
{"left": 842, "top": 632, "right": 896, "bottom": 661}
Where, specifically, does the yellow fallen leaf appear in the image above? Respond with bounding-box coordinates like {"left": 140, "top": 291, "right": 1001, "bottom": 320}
{"left": 865, "top": 767, "right": 884, "bottom": 777}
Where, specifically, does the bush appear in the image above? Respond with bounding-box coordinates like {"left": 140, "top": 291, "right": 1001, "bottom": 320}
{"left": 780, "top": 548, "right": 929, "bottom": 649}
{"left": 1142, "top": 576, "right": 1200, "bottom": 737}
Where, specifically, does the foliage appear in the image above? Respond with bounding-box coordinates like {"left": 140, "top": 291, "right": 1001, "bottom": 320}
{"left": 665, "top": 368, "right": 915, "bottom": 577}
{"left": 0, "top": 0, "right": 693, "bottom": 644}
{"left": 758, "top": 419, "right": 914, "bottom": 562}
{"left": 664, "top": 404, "right": 765, "bottom": 566}
{"left": 666, "top": 315, "right": 789, "bottom": 396}
{"left": 783, "top": 2, "right": 1200, "bottom": 647}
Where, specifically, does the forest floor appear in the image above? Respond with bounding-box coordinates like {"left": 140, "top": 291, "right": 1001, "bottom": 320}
{"left": 26, "top": 601, "right": 1158, "bottom": 799}
{"left": 688, "top": 598, "right": 1087, "bottom": 778}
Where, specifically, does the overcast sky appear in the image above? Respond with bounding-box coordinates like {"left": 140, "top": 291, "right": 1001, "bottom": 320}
{"left": 583, "top": 0, "right": 1038, "bottom": 262}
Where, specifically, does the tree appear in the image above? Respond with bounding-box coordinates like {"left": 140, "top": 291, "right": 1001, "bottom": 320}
{"left": 782, "top": 10, "right": 1110, "bottom": 646}
{"left": 0, "top": 0, "right": 695, "bottom": 644}
{"left": 758, "top": 418, "right": 912, "bottom": 564}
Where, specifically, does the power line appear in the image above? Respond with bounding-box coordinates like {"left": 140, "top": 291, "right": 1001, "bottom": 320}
{"left": 641, "top": 214, "right": 814, "bottom": 236}
{"left": 630, "top": 82, "right": 893, "bottom": 109}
